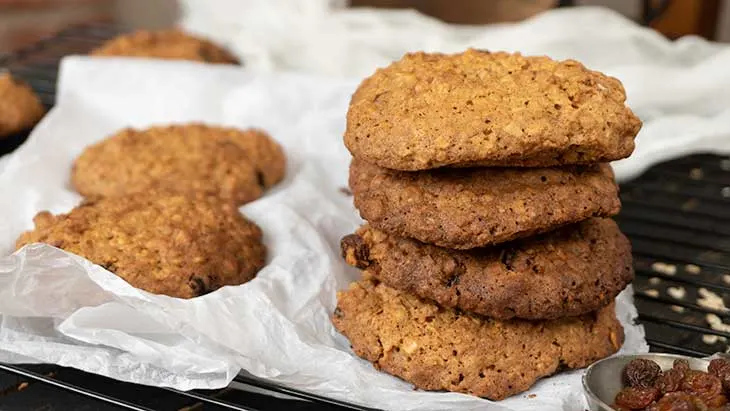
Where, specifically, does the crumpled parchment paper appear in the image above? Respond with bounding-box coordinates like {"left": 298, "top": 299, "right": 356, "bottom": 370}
{"left": 0, "top": 57, "right": 648, "bottom": 411}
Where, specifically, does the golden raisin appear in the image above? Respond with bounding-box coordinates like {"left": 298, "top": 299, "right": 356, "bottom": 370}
{"left": 681, "top": 370, "right": 723, "bottom": 404}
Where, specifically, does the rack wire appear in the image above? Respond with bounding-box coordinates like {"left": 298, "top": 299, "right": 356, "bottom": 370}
{"left": 1, "top": 22, "right": 730, "bottom": 411}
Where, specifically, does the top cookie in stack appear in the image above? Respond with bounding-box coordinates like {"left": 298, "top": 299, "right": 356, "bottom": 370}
{"left": 334, "top": 49, "right": 641, "bottom": 400}
{"left": 345, "top": 49, "right": 640, "bottom": 171}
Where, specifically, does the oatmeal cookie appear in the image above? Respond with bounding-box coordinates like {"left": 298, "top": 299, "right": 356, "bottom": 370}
{"left": 16, "top": 192, "right": 266, "bottom": 298}
{"left": 72, "top": 124, "right": 284, "bottom": 205}
{"left": 91, "top": 29, "right": 239, "bottom": 64}
{"left": 333, "top": 279, "right": 623, "bottom": 400}
{"left": 350, "top": 159, "right": 620, "bottom": 249}
{"left": 0, "top": 72, "right": 45, "bottom": 137}
{"left": 341, "top": 218, "right": 633, "bottom": 320}
{"left": 344, "top": 49, "right": 640, "bottom": 170}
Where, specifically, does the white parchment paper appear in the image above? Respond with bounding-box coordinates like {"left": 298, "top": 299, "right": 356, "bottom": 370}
{"left": 0, "top": 58, "right": 647, "bottom": 411}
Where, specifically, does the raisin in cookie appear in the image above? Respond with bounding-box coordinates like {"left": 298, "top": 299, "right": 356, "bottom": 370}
{"left": 341, "top": 218, "right": 633, "bottom": 320}
{"left": 91, "top": 29, "right": 239, "bottom": 64}
{"left": 333, "top": 279, "right": 623, "bottom": 400}
{"left": 350, "top": 159, "right": 620, "bottom": 249}
{"left": 16, "top": 192, "right": 265, "bottom": 298}
{"left": 72, "top": 124, "right": 285, "bottom": 205}
{"left": 345, "top": 49, "right": 640, "bottom": 170}
{"left": 0, "top": 72, "right": 45, "bottom": 137}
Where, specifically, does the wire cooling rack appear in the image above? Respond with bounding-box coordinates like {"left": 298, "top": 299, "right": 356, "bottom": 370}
{"left": 2, "top": 22, "right": 730, "bottom": 411}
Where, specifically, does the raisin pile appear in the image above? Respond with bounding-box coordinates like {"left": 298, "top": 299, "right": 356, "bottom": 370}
{"left": 612, "top": 358, "right": 730, "bottom": 411}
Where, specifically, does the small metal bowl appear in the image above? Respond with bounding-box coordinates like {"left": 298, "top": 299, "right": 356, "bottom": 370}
{"left": 582, "top": 353, "right": 714, "bottom": 410}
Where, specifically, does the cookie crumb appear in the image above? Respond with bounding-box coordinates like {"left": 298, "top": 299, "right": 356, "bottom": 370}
{"left": 667, "top": 286, "right": 686, "bottom": 300}
{"left": 689, "top": 168, "right": 704, "bottom": 180}
{"left": 527, "top": 394, "right": 537, "bottom": 398}
{"left": 643, "top": 289, "right": 660, "bottom": 298}
{"left": 339, "top": 187, "right": 353, "bottom": 196}
{"left": 703, "top": 334, "right": 720, "bottom": 345}
{"left": 698, "top": 288, "right": 728, "bottom": 312}
{"left": 723, "top": 274, "right": 730, "bottom": 285}
{"left": 706, "top": 313, "right": 730, "bottom": 332}
{"left": 648, "top": 277, "right": 662, "bottom": 285}
{"left": 670, "top": 305, "right": 685, "bottom": 313}
{"left": 685, "top": 264, "right": 701, "bottom": 275}
{"left": 651, "top": 262, "right": 676, "bottom": 275}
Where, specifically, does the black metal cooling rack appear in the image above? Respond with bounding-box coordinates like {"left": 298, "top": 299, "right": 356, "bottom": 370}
{"left": 2, "top": 22, "right": 730, "bottom": 411}
{"left": 618, "top": 154, "right": 730, "bottom": 357}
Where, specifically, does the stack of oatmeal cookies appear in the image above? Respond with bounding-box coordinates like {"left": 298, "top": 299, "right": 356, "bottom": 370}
{"left": 334, "top": 49, "right": 642, "bottom": 400}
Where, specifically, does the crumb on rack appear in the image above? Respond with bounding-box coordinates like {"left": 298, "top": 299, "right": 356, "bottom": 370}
{"left": 670, "top": 305, "right": 685, "bottom": 313}
{"left": 667, "top": 286, "right": 686, "bottom": 300}
{"left": 685, "top": 264, "right": 701, "bottom": 275}
{"left": 643, "top": 289, "right": 660, "bottom": 298}
{"left": 648, "top": 277, "right": 662, "bottom": 285}
{"left": 651, "top": 262, "right": 676, "bottom": 276}
{"left": 706, "top": 313, "right": 730, "bottom": 333}
{"left": 698, "top": 288, "right": 728, "bottom": 312}
{"left": 703, "top": 334, "right": 720, "bottom": 345}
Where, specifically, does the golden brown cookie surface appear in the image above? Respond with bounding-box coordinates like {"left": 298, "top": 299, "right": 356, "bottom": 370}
{"left": 333, "top": 279, "right": 623, "bottom": 400}
{"left": 0, "top": 73, "right": 45, "bottom": 137}
{"left": 341, "top": 218, "right": 633, "bottom": 320}
{"left": 16, "top": 193, "right": 266, "bottom": 298}
{"left": 350, "top": 159, "right": 620, "bottom": 249}
{"left": 91, "top": 29, "right": 239, "bottom": 64}
{"left": 345, "top": 49, "right": 641, "bottom": 170}
{"left": 72, "top": 124, "right": 285, "bottom": 206}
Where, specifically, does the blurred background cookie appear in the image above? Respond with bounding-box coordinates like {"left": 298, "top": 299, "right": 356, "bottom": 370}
{"left": 71, "top": 124, "right": 285, "bottom": 206}
{"left": 91, "top": 29, "right": 240, "bottom": 64}
{"left": 16, "top": 192, "right": 266, "bottom": 298}
{"left": 0, "top": 72, "right": 45, "bottom": 138}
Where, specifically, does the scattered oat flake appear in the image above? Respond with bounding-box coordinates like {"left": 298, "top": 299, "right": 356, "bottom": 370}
{"left": 670, "top": 305, "right": 685, "bottom": 313}
{"left": 685, "top": 264, "right": 701, "bottom": 275}
{"left": 706, "top": 313, "right": 730, "bottom": 332}
{"left": 690, "top": 168, "right": 704, "bottom": 180}
{"left": 698, "top": 288, "right": 728, "bottom": 312}
{"left": 527, "top": 394, "right": 536, "bottom": 398}
{"left": 652, "top": 262, "right": 677, "bottom": 275}
{"left": 648, "top": 277, "right": 662, "bottom": 285}
{"left": 667, "top": 286, "right": 686, "bottom": 300}
{"left": 17, "top": 382, "right": 28, "bottom": 391}
{"left": 643, "top": 289, "right": 660, "bottom": 298}
{"left": 703, "top": 334, "right": 720, "bottom": 345}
